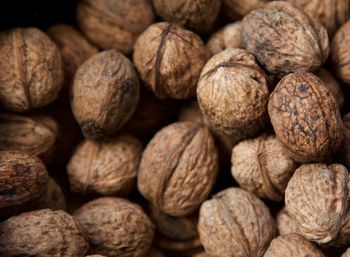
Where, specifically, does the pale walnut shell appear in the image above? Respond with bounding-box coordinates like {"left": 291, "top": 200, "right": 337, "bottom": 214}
{"left": 67, "top": 134, "right": 142, "bottom": 196}
{"left": 342, "top": 248, "right": 350, "bottom": 257}
{"left": 138, "top": 121, "right": 219, "bottom": 217}
{"left": 197, "top": 48, "right": 269, "bottom": 144}
{"left": 285, "top": 163, "right": 349, "bottom": 245}
{"left": 77, "top": 0, "right": 154, "bottom": 54}
{"left": 133, "top": 22, "right": 208, "bottom": 99}
{"left": 223, "top": 0, "right": 268, "bottom": 20}
{"left": 71, "top": 49, "right": 140, "bottom": 139}
{"left": 0, "top": 27, "right": 64, "bottom": 112}
{"left": 231, "top": 135, "right": 297, "bottom": 201}
{"left": 268, "top": 72, "right": 343, "bottom": 163}
{"left": 0, "top": 209, "right": 89, "bottom": 257}
{"left": 242, "top": 1, "right": 329, "bottom": 77}
{"left": 341, "top": 113, "right": 350, "bottom": 169}
{"left": 74, "top": 197, "right": 155, "bottom": 257}
{"left": 276, "top": 207, "right": 300, "bottom": 236}
{"left": 198, "top": 187, "right": 276, "bottom": 257}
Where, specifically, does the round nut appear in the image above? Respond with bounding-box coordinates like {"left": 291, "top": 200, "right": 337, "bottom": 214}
{"left": 276, "top": 207, "right": 300, "bottom": 236}
{"left": 223, "top": 0, "right": 268, "bottom": 19}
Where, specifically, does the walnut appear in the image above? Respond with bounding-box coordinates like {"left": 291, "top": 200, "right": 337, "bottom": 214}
{"left": 198, "top": 187, "right": 276, "bottom": 257}
{"left": 285, "top": 163, "right": 349, "bottom": 245}
{"left": 74, "top": 197, "right": 155, "bottom": 257}
{"left": 0, "top": 209, "right": 89, "bottom": 257}
{"left": 242, "top": 1, "right": 329, "bottom": 77}
{"left": 0, "top": 27, "right": 64, "bottom": 112}
{"left": 77, "top": 0, "right": 154, "bottom": 54}
{"left": 268, "top": 72, "right": 343, "bottom": 163}
{"left": 197, "top": 48, "right": 269, "bottom": 144}
{"left": 178, "top": 101, "right": 206, "bottom": 125}
{"left": 333, "top": 209, "right": 350, "bottom": 247}
{"left": 138, "top": 121, "right": 218, "bottom": 217}
{"left": 341, "top": 113, "right": 350, "bottom": 169}
{"left": 71, "top": 49, "right": 140, "bottom": 139}
{"left": 276, "top": 207, "right": 300, "bottom": 236}
{"left": 223, "top": 0, "right": 268, "bottom": 19}
{"left": 342, "top": 248, "right": 350, "bottom": 257}
{"left": 67, "top": 134, "right": 142, "bottom": 196}
{"left": 37, "top": 177, "right": 67, "bottom": 211}
{"left": 133, "top": 22, "right": 208, "bottom": 99}
{"left": 156, "top": 236, "right": 202, "bottom": 257}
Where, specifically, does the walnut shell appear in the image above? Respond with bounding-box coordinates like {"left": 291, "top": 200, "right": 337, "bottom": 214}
{"left": 285, "top": 163, "right": 349, "bottom": 245}
{"left": 133, "top": 22, "right": 208, "bottom": 99}
{"left": 74, "top": 197, "right": 155, "bottom": 257}
{"left": 0, "top": 209, "right": 89, "bottom": 257}
{"left": 242, "top": 1, "right": 329, "bottom": 77}
{"left": 276, "top": 207, "right": 300, "bottom": 236}
{"left": 198, "top": 187, "right": 276, "bottom": 257}
{"left": 77, "top": 0, "right": 154, "bottom": 54}
{"left": 71, "top": 49, "right": 140, "bottom": 139}
{"left": 342, "top": 248, "right": 350, "bottom": 257}
{"left": 268, "top": 72, "right": 343, "bottom": 163}
{"left": 138, "top": 121, "right": 218, "bottom": 217}
{"left": 223, "top": 0, "right": 268, "bottom": 19}
{"left": 156, "top": 236, "right": 202, "bottom": 257}
{"left": 0, "top": 27, "right": 64, "bottom": 112}
{"left": 37, "top": 177, "right": 67, "bottom": 211}
{"left": 333, "top": 209, "right": 350, "bottom": 247}
{"left": 178, "top": 101, "right": 206, "bottom": 125}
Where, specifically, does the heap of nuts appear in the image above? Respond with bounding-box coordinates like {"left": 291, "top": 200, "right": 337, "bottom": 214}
{"left": 1, "top": 0, "right": 350, "bottom": 256}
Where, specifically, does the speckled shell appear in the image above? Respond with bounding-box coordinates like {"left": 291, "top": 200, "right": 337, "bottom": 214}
{"left": 198, "top": 187, "right": 276, "bottom": 257}
{"left": 138, "top": 121, "right": 218, "bottom": 217}
{"left": 242, "top": 1, "right": 329, "bottom": 77}
{"left": 0, "top": 209, "right": 89, "bottom": 257}
{"left": 268, "top": 72, "right": 343, "bottom": 163}
{"left": 223, "top": 0, "right": 268, "bottom": 19}
{"left": 0, "top": 28, "right": 64, "bottom": 112}
{"left": 285, "top": 163, "right": 349, "bottom": 245}
{"left": 71, "top": 49, "right": 140, "bottom": 139}
{"left": 74, "top": 197, "right": 155, "bottom": 257}
{"left": 342, "top": 248, "right": 350, "bottom": 257}
{"left": 77, "top": 0, "right": 154, "bottom": 54}
{"left": 276, "top": 207, "right": 300, "bottom": 236}
{"left": 133, "top": 22, "right": 208, "bottom": 99}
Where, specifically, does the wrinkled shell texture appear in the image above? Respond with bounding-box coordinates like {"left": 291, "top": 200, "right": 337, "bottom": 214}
{"left": 268, "top": 72, "right": 343, "bottom": 163}
{"left": 133, "top": 22, "right": 208, "bottom": 99}
{"left": 223, "top": 0, "right": 268, "bottom": 19}
{"left": 242, "top": 1, "right": 329, "bottom": 77}
{"left": 67, "top": 134, "right": 142, "bottom": 196}
{"left": 231, "top": 135, "right": 296, "bottom": 201}
{"left": 285, "top": 163, "right": 349, "bottom": 245}
{"left": 77, "top": 0, "right": 155, "bottom": 54}
{"left": 138, "top": 122, "right": 218, "bottom": 217}
{"left": 74, "top": 197, "right": 155, "bottom": 257}
{"left": 0, "top": 209, "right": 89, "bottom": 257}
{"left": 0, "top": 27, "right": 64, "bottom": 112}
{"left": 72, "top": 49, "right": 140, "bottom": 139}
{"left": 276, "top": 207, "right": 300, "bottom": 236}
{"left": 343, "top": 248, "right": 350, "bottom": 257}
{"left": 316, "top": 68, "right": 344, "bottom": 108}
{"left": 198, "top": 187, "right": 276, "bottom": 257}
{"left": 197, "top": 48, "right": 269, "bottom": 143}
{"left": 342, "top": 113, "right": 350, "bottom": 168}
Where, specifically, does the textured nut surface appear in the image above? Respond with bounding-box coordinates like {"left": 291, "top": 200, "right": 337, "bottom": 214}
{"left": 74, "top": 197, "right": 155, "bottom": 257}
{"left": 0, "top": 27, "right": 64, "bottom": 112}
{"left": 223, "top": 0, "right": 268, "bottom": 19}
{"left": 138, "top": 121, "right": 218, "bottom": 217}
{"left": 0, "top": 209, "right": 89, "bottom": 257}
{"left": 268, "top": 72, "right": 343, "bottom": 163}
{"left": 133, "top": 22, "right": 208, "bottom": 99}
{"left": 333, "top": 209, "right": 350, "bottom": 247}
{"left": 198, "top": 187, "right": 276, "bottom": 257}
{"left": 276, "top": 207, "right": 300, "bottom": 236}
{"left": 71, "top": 49, "right": 140, "bottom": 139}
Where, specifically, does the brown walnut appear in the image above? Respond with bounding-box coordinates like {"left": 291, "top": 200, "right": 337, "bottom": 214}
{"left": 333, "top": 209, "right": 350, "bottom": 247}
{"left": 341, "top": 113, "right": 350, "bottom": 169}
{"left": 38, "top": 177, "right": 67, "bottom": 211}
{"left": 223, "top": 0, "right": 268, "bottom": 19}
{"left": 276, "top": 207, "right": 300, "bottom": 236}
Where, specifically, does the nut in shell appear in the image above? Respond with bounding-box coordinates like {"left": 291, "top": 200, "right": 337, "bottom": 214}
{"left": 276, "top": 207, "right": 300, "bottom": 236}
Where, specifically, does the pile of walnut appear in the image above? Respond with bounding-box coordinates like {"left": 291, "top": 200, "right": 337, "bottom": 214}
{"left": 2, "top": 0, "right": 350, "bottom": 256}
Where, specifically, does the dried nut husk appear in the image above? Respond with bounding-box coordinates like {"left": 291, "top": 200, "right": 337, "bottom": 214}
{"left": 138, "top": 121, "right": 219, "bottom": 217}
{"left": 67, "top": 134, "right": 142, "bottom": 196}
{"left": 198, "top": 187, "right": 276, "bottom": 257}
{"left": 342, "top": 248, "right": 350, "bottom": 257}
{"left": 77, "top": 0, "right": 154, "bottom": 54}
{"left": 71, "top": 49, "right": 140, "bottom": 139}
{"left": 341, "top": 113, "right": 350, "bottom": 169}
{"left": 285, "top": 163, "right": 349, "bottom": 245}
{"left": 268, "top": 72, "right": 343, "bottom": 163}
{"left": 242, "top": 1, "right": 329, "bottom": 77}
{"left": 74, "top": 197, "right": 155, "bottom": 257}
{"left": 231, "top": 135, "right": 297, "bottom": 201}
{"left": 276, "top": 207, "right": 300, "bottom": 236}
{"left": 223, "top": 0, "right": 268, "bottom": 19}
{"left": 0, "top": 209, "right": 89, "bottom": 257}
{"left": 0, "top": 27, "right": 64, "bottom": 112}
{"left": 197, "top": 48, "right": 269, "bottom": 144}
{"left": 133, "top": 22, "right": 208, "bottom": 99}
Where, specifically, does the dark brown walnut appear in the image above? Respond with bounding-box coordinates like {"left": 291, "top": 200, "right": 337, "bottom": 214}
{"left": 343, "top": 248, "right": 350, "bottom": 257}
{"left": 0, "top": 209, "right": 88, "bottom": 257}
{"left": 152, "top": 0, "right": 221, "bottom": 34}
{"left": 67, "top": 134, "right": 142, "bottom": 196}
{"left": 0, "top": 27, "right": 64, "bottom": 112}
{"left": 198, "top": 187, "right": 276, "bottom": 257}
{"left": 138, "top": 121, "right": 219, "bottom": 217}
{"left": 156, "top": 236, "right": 202, "bottom": 257}
{"left": 37, "top": 177, "right": 67, "bottom": 211}
{"left": 341, "top": 113, "right": 350, "bottom": 168}
{"left": 71, "top": 49, "right": 140, "bottom": 139}
{"left": 242, "top": 1, "right": 329, "bottom": 77}
{"left": 77, "top": 0, "right": 154, "bottom": 54}
{"left": 197, "top": 48, "right": 269, "bottom": 144}
{"left": 268, "top": 72, "right": 343, "bottom": 163}
{"left": 74, "top": 197, "right": 155, "bottom": 257}
{"left": 133, "top": 22, "right": 208, "bottom": 99}
{"left": 276, "top": 207, "right": 300, "bottom": 236}
{"left": 223, "top": 0, "right": 268, "bottom": 19}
